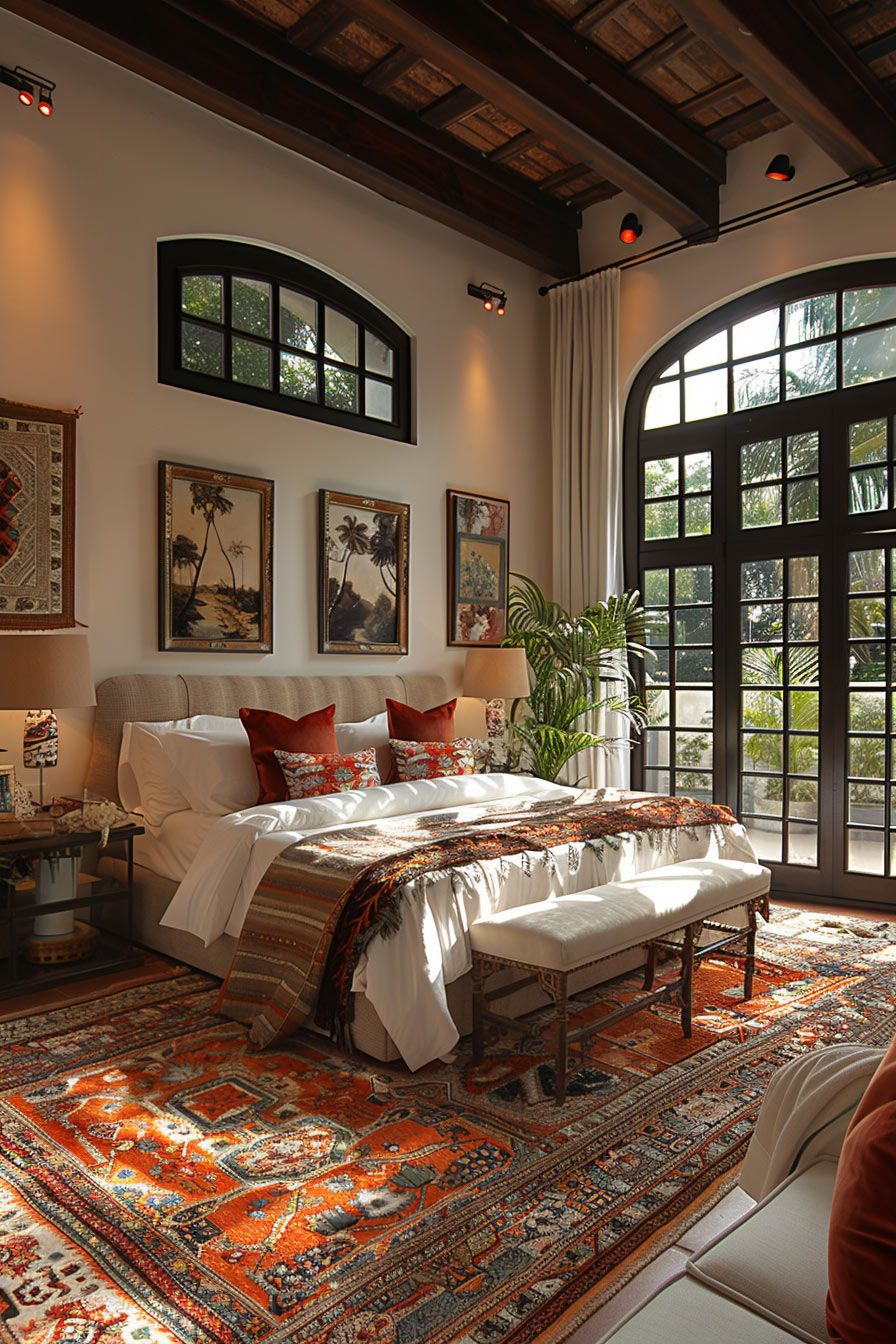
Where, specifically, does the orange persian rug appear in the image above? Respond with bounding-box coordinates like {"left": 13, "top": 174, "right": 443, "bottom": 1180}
{"left": 1, "top": 907, "right": 895, "bottom": 1344}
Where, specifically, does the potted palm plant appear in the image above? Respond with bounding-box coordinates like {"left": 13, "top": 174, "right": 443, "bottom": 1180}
{"left": 502, "top": 573, "right": 650, "bottom": 784}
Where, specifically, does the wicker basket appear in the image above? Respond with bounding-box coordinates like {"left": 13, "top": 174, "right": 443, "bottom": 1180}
{"left": 22, "top": 920, "right": 99, "bottom": 965}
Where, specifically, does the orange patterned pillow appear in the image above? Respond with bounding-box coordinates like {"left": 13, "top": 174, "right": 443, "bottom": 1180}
{"left": 274, "top": 747, "right": 381, "bottom": 800}
{"left": 390, "top": 738, "right": 475, "bottom": 782}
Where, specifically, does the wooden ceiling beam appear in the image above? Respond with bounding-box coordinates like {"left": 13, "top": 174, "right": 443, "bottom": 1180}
{"left": 4, "top": 0, "right": 579, "bottom": 276}
{"left": 487, "top": 129, "right": 541, "bottom": 163}
{"left": 536, "top": 162, "right": 592, "bottom": 191}
{"left": 705, "top": 97, "right": 777, "bottom": 141}
{"left": 624, "top": 25, "right": 699, "bottom": 79}
{"left": 484, "top": 0, "right": 725, "bottom": 179}
{"left": 286, "top": 1, "right": 354, "bottom": 52}
{"left": 567, "top": 180, "right": 620, "bottom": 207}
{"left": 572, "top": 0, "right": 632, "bottom": 35}
{"left": 674, "top": 0, "right": 896, "bottom": 177}
{"left": 342, "top": 0, "right": 721, "bottom": 237}
{"left": 677, "top": 74, "right": 752, "bottom": 118}
{"left": 419, "top": 85, "right": 487, "bottom": 128}
{"left": 361, "top": 44, "right": 419, "bottom": 92}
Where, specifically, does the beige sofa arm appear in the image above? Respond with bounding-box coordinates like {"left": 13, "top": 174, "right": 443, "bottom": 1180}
{"left": 739, "top": 1043, "right": 883, "bottom": 1201}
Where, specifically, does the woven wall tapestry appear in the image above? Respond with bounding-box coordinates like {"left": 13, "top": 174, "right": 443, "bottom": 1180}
{"left": 0, "top": 399, "right": 76, "bottom": 629}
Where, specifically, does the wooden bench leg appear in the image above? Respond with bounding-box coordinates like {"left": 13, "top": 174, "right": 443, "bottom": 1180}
{"left": 680, "top": 922, "right": 697, "bottom": 1038}
{"left": 744, "top": 901, "right": 758, "bottom": 1001}
{"left": 472, "top": 953, "right": 486, "bottom": 1065}
{"left": 539, "top": 968, "right": 570, "bottom": 1105}
{"left": 643, "top": 941, "right": 657, "bottom": 991}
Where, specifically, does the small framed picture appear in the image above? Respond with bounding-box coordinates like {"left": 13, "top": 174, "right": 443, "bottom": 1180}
{"left": 319, "top": 489, "right": 409, "bottom": 654}
{"left": 0, "top": 765, "right": 17, "bottom": 819}
{"left": 447, "top": 490, "right": 510, "bottom": 645}
{"left": 159, "top": 461, "right": 274, "bottom": 653}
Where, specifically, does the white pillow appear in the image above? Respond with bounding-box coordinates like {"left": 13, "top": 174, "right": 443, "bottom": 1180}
{"left": 118, "top": 715, "right": 245, "bottom": 824}
{"left": 335, "top": 711, "right": 390, "bottom": 780}
{"left": 160, "top": 724, "right": 258, "bottom": 815}
{"left": 125, "top": 720, "right": 192, "bottom": 826}
{"left": 334, "top": 711, "right": 389, "bottom": 751}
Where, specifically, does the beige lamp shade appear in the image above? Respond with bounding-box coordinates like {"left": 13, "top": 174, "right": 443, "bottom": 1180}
{"left": 463, "top": 646, "right": 529, "bottom": 700}
{"left": 0, "top": 634, "right": 96, "bottom": 709}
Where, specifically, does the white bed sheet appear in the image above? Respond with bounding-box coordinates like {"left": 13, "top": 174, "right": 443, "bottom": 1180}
{"left": 161, "top": 776, "right": 757, "bottom": 1070}
{"left": 133, "top": 809, "right": 221, "bottom": 884}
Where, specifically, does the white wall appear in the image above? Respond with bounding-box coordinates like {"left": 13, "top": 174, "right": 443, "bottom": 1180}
{"left": 580, "top": 126, "right": 896, "bottom": 396}
{"left": 0, "top": 9, "right": 552, "bottom": 797}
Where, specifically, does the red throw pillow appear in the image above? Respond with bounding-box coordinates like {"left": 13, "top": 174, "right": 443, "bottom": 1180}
{"left": 385, "top": 698, "right": 456, "bottom": 743}
{"left": 826, "top": 1100, "right": 896, "bottom": 1343}
{"left": 391, "top": 738, "right": 474, "bottom": 782}
{"left": 239, "top": 704, "right": 338, "bottom": 804}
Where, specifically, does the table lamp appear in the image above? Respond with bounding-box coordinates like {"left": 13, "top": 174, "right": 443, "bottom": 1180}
{"left": 463, "top": 646, "right": 530, "bottom": 744}
{"left": 0, "top": 633, "right": 96, "bottom": 940}
{"left": 0, "top": 633, "right": 95, "bottom": 806}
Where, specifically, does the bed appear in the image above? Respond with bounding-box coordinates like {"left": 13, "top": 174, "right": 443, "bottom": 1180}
{"left": 88, "top": 672, "right": 757, "bottom": 1069}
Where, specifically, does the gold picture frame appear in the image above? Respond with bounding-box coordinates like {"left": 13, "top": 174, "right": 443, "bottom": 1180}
{"left": 319, "top": 489, "right": 409, "bottom": 654}
{"left": 158, "top": 461, "right": 274, "bottom": 653}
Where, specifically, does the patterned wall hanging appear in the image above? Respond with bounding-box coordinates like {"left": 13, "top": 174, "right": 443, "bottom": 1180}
{"left": 0, "top": 400, "right": 76, "bottom": 628}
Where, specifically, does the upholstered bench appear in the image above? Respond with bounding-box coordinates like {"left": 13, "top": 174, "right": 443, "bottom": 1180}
{"left": 470, "top": 858, "right": 771, "bottom": 1104}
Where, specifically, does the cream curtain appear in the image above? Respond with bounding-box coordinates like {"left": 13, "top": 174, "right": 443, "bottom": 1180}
{"left": 549, "top": 267, "right": 628, "bottom": 789}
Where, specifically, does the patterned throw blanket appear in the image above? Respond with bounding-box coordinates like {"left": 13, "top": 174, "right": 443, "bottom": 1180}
{"left": 217, "top": 792, "right": 736, "bottom": 1048}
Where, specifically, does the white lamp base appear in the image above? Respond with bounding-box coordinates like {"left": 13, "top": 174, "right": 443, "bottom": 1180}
{"left": 32, "top": 854, "right": 78, "bottom": 937}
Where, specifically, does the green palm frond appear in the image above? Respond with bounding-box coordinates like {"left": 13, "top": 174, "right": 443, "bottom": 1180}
{"left": 503, "top": 573, "right": 649, "bottom": 783}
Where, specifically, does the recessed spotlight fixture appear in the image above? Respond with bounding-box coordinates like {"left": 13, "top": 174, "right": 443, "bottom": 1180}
{"left": 619, "top": 212, "right": 643, "bottom": 244}
{"left": 468, "top": 281, "right": 507, "bottom": 315}
{"left": 765, "top": 154, "right": 795, "bottom": 182}
{"left": 0, "top": 64, "right": 55, "bottom": 116}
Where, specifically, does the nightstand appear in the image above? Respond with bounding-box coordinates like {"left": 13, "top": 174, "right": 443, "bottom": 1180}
{"left": 0, "top": 821, "right": 144, "bottom": 996}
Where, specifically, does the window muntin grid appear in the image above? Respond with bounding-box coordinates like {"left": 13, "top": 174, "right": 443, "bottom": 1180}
{"left": 642, "top": 564, "right": 714, "bottom": 802}
{"left": 846, "top": 547, "right": 896, "bottom": 876}
{"left": 159, "top": 240, "right": 411, "bottom": 442}
{"left": 643, "top": 285, "right": 896, "bottom": 431}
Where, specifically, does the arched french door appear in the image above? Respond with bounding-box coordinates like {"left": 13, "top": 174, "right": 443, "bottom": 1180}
{"left": 624, "top": 261, "right": 896, "bottom": 909}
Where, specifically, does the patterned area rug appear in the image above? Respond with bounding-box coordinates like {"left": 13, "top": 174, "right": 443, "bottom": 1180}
{"left": 2, "top": 908, "right": 895, "bottom": 1344}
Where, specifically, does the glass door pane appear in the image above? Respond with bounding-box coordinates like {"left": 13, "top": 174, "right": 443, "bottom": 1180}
{"left": 739, "top": 554, "right": 820, "bottom": 867}
{"left": 846, "top": 547, "right": 891, "bottom": 875}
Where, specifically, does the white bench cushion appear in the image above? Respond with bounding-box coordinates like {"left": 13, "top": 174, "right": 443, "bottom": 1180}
{"left": 686, "top": 1159, "right": 836, "bottom": 1344}
{"left": 468, "top": 859, "right": 770, "bottom": 972}
{"left": 597, "top": 1273, "right": 804, "bottom": 1343}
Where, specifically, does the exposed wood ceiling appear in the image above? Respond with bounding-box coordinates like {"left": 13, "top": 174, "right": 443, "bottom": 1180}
{"left": 5, "top": 0, "right": 896, "bottom": 275}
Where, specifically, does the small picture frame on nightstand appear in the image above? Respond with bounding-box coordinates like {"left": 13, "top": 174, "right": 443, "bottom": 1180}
{"left": 0, "top": 765, "right": 16, "bottom": 820}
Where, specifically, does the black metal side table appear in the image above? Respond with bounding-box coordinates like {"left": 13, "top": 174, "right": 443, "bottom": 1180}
{"left": 0, "top": 821, "right": 144, "bottom": 997}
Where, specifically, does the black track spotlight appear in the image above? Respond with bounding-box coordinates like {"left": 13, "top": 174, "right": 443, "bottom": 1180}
{"left": 468, "top": 281, "right": 507, "bottom": 314}
{"left": 765, "top": 154, "right": 795, "bottom": 182}
{"left": 619, "top": 212, "right": 643, "bottom": 245}
{"left": 0, "top": 64, "right": 55, "bottom": 115}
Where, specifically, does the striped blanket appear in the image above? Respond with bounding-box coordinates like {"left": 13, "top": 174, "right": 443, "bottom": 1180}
{"left": 216, "top": 791, "right": 736, "bottom": 1048}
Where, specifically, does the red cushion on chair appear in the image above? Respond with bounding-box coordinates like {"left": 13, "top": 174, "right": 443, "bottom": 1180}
{"left": 826, "top": 1101, "right": 896, "bottom": 1343}
{"left": 385, "top": 698, "right": 456, "bottom": 743}
{"left": 239, "top": 704, "right": 338, "bottom": 803}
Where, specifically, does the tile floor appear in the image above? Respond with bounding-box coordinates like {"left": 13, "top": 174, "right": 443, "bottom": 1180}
{"left": 560, "top": 895, "right": 896, "bottom": 1342}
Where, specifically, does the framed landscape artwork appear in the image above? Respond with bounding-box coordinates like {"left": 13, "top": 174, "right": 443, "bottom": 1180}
{"left": 158, "top": 461, "right": 273, "bottom": 653}
{"left": 319, "top": 489, "right": 409, "bottom": 654}
{"left": 0, "top": 400, "right": 76, "bottom": 629}
{"left": 447, "top": 489, "right": 509, "bottom": 645}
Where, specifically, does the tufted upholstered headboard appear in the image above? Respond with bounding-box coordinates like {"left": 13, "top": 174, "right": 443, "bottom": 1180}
{"left": 86, "top": 673, "right": 450, "bottom": 804}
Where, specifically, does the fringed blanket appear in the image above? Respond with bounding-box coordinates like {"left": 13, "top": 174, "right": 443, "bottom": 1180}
{"left": 217, "top": 792, "right": 736, "bottom": 1047}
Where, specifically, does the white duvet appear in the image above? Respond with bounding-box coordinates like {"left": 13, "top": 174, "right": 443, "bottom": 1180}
{"left": 161, "top": 774, "right": 756, "bottom": 1069}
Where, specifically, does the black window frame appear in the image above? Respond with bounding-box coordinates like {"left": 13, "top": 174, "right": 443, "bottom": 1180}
{"left": 624, "top": 259, "right": 896, "bottom": 911}
{"left": 158, "top": 238, "right": 413, "bottom": 443}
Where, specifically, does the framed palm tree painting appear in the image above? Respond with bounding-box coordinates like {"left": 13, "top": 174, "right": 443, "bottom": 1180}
{"left": 158, "top": 461, "right": 273, "bottom": 652}
{"left": 319, "top": 489, "right": 409, "bottom": 654}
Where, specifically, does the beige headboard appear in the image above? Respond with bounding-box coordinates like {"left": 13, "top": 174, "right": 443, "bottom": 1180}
{"left": 86, "top": 673, "right": 450, "bottom": 804}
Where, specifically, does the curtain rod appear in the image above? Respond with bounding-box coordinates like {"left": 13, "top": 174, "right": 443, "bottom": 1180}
{"left": 538, "top": 167, "right": 896, "bottom": 296}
